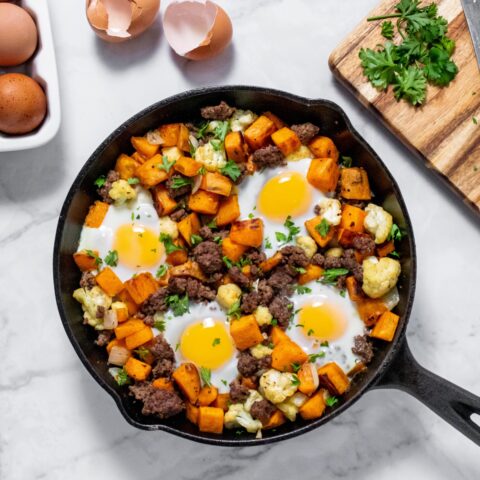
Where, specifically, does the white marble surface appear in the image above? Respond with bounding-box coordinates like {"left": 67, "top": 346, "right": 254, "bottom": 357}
{"left": 1, "top": 0, "right": 479, "bottom": 478}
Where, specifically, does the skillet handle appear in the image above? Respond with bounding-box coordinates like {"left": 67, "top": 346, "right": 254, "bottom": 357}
{"left": 374, "top": 339, "right": 480, "bottom": 446}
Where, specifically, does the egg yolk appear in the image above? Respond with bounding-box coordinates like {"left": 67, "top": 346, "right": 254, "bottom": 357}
{"left": 180, "top": 319, "right": 234, "bottom": 370}
{"left": 258, "top": 171, "right": 312, "bottom": 220}
{"left": 299, "top": 302, "right": 347, "bottom": 342}
{"left": 113, "top": 224, "right": 163, "bottom": 269}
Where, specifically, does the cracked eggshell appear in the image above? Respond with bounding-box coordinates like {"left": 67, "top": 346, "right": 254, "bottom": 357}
{"left": 163, "top": 0, "right": 232, "bottom": 60}
{"left": 86, "top": 0, "right": 160, "bottom": 43}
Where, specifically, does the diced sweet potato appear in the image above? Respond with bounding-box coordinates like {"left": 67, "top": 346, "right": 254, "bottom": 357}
{"left": 299, "top": 390, "right": 326, "bottom": 420}
{"left": 135, "top": 154, "right": 169, "bottom": 187}
{"left": 340, "top": 204, "right": 366, "bottom": 233}
{"left": 225, "top": 131, "right": 248, "bottom": 163}
{"left": 173, "top": 362, "right": 201, "bottom": 403}
{"left": 298, "top": 362, "right": 319, "bottom": 396}
{"left": 125, "top": 357, "right": 151, "bottom": 381}
{"left": 177, "top": 213, "right": 201, "bottom": 246}
{"left": 85, "top": 201, "right": 109, "bottom": 228}
{"left": 174, "top": 156, "right": 203, "bottom": 177}
{"left": 188, "top": 190, "right": 220, "bottom": 215}
{"left": 197, "top": 386, "right": 218, "bottom": 406}
{"left": 230, "top": 315, "right": 264, "bottom": 350}
{"left": 263, "top": 409, "right": 286, "bottom": 429}
{"left": 245, "top": 154, "right": 256, "bottom": 174}
{"left": 298, "top": 264, "right": 324, "bottom": 285}
{"left": 95, "top": 267, "right": 124, "bottom": 297}
{"left": 345, "top": 276, "right": 364, "bottom": 302}
{"left": 215, "top": 194, "right": 240, "bottom": 226}
{"left": 115, "top": 153, "right": 140, "bottom": 180}
{"left": 152, "top": 184, "right": 177, "bottom": 216}
{"left": 117, "top": 288, "right": 138, "bottom": 315}
{"left": 271, "top": 340, "right": 308, "bottom": 372}
{"left": 198, "top": 406, "right": 224, "bottom": 434}
{"left": 221, "top": 236, "right": 248, "bottom": 261}
{"left": 112, "top": 304, "right": 129, "bottom": 323}
{"left": 177, "top": 124, "right": 190, "bottom": 152}
{"left": 259, "top": 252, "right": 283, "bottom": 272}
{"left": 305, "top": 216, "right": 335, "bottom": 248}
{"left": 377, "top": 240, "right": 395, "bottom": 258}
{"left": 271, "top": 326, "right": 290, "bottom": 345}
{"left": 263, "top": 111, "right": 286, "bottom": 130}
{"left": 370, "top": 311, "right": 400, "bottom": 341}
{"left": 347, "top": 362, "right": 367, "bottom": 378}
{"left": 131, "top": 151, "right": 147, "bottom": 164}
{"left": 357, "top": 298, "right": 388, "bottom": 327}
{"left": 169, "top": 260, "right": 207, "bottom": 282}
{"left": 307, "top": 158, "right": 340, "bottom": 193}
{"left": 241, "top": 376, "right": 257, "bottom": 389}
{"left": 230, "top": 218, "right": 264, "bottom": 248}
{"left": 212, "top": 393, "right": 230, "bottom": 412}
{"left": 308, "top": 136, "right": 339, "bottom": 161}
{"left": 186, "top": 402, "right": 199, "bottom": 424}
{"left": 124, "top": 272, "right": 158, "bottom": 305}
{"left": 340, "top": 167, "right": 371, "bottom": 200}
{"left": 317, "top": 362, "right": 350, "bottom": 395}
{"left": 200, "top": 172, "right": 233, "bottom": 197}
{"left": 114, "top": 319, "right": 145, "bottom": 339}
{"left": 271, "top": 127, "right": 301, "bottom": 156}
{"left": 152, "top": 377, "right": 174, "bottom": 391}
{"left": 125, "top": 325, "right": 153, "bottom": 350}
{"left": 106, "top": 338, "right": 126, "bottom": 354}
{"left": 244, "top": 115, "right": 277, "bottom": 150}
{"left": 158, "top": 124, "right": 180, "bottom": 147}
{"left": 166, "top": 246, "right": 188, "bottom": 266}
{"left": 131, "top": 136, "right": 159, "bottom": 159}
{"left": 73, "top": 250, "right": 99, "bottom": 271}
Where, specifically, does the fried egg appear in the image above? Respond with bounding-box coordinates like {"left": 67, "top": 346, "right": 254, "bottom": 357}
{"left": 163, "top": 302, "right": 238, "bottom": 393}
{"left": 77, "top": 188, "right": 165, "bottom": 281}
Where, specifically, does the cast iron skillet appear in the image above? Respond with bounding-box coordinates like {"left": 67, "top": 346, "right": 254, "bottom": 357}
{"left": 53, "top": 86, "right": 480, "bottom": 446}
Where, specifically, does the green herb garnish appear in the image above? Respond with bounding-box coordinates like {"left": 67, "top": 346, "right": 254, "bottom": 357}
{"left": 214, "top": 121, "right": 230, "bottom": 141}
{"left": 325, "top": 396, "right": 339, "bottom": 407}
{"left": 135, "top": 346, "right": 150, "bottom": 361}
{"left": 166, "top": 294, "right": 190, "bottom": 316}
{"left": 291, "top": 362, "right": 301, "bottom": 373}
{"left": 291, "top": 374, "right": 301, "bottom": 387}
{"left": 227, "top": 300, "right": 242, "bottom": 320}
{"left": 104, "top": 250, "right": 118, "bottom": 267}
{"left": 113, "top": 367, "right": 130, "bottom": 386}
{"left": 308, "top": 352, "right": 326, "bottom": 363}
{"left": 315, "top": 218, "right": 330, "bottom": 238}
{"left": 157, "top": 155, "right": 176, "bottom": 172}
{"left": 381, "top": 20, "right": 395, "bottom": 39}
{"left": 388, "top": 223, "right": 406, "bottom": 242}
{"left": 85, "top": 250, "right": 102, "bottom": 267}
{"left": 212, "top": 338, "right": 221, "bottom": 347}
{"left": 170, "top": 176, "right": 192, "bottom": 189}
{"left": 94, "top": 176, "right": 106, "bottom": 188}
{"left": 220, "top": 160, "right": 242, "bottom": 182}
{"left": 127, "top": 177, "right": 140, "bottom": 185}
{"left": 156, "top": 264, "right": 168, "bottom": 278}
{"left": 159, "top": 233, "right": 183, "bottom": 254}
{"left": 196, "top": 122, "right": 209, "bottom": 139}
{"left": 190, "top": 234, "right": 203, "bottom": 246}
{"left": 340, "top": 156, "right": 353, "bottom": 168}
{"left": 153, "top": 317, "right": 166, "bottom": 332}
{"left": 200, "top": 366, "right": 212, "bottom": 386}
{"left": 320, "top": 268, "right": 350, "bottom": 285}
{"left": 295, "top": 285, "right": 312, "bottom": 295}
{"left": 264, "top": 237, "right": 272, "bottom": 249}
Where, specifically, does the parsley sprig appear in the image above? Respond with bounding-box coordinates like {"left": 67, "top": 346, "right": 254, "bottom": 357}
{"left": 159, "top": 233, "right": 183, "bottom": 254}
{"left": 319, "top": 268, "right": 350, "bottom": 285}
{"left": 200, "top": 366, "right": 212, "bottom": 387}
{"left": 166, "top": 294, "right": 189, "bottom": 317}
{"left": 157, "top": 155, "right": 176, "bottom": 172}
{"left": 275, "top": 216, "right": 301, "bottom": 245}
{"left": 220, "top": 160, "right": 242, "bottom": 182}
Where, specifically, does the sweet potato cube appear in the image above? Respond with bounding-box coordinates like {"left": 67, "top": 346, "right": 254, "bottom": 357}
{"left": 307, "top": 158, "right": 340, "bottom": 193}
{"left": 106, "top": 338, "right": 127, "bottom": 356}
{"left": 85, "top": 201, "right": 109, "bottom": 228}
{"left": 125, "top": 357, "right": 151, "bottom": 381}
{"left": 259, "top": 252, "right": 283, "bottom": 272}
{"left": 271, "top": 326, "right": 290, "bottom": 345}
{"left": 212, "top": 393, "right": 230, "bottom": 412}
{"left": 357, "top": 298, "right": 388, "bottom": 326}
{"left": 173, "top": 363, "right": 201, "bottom": 403}
{"left": 152, "top": 377, "right": 174, "bottom": 391}
{"left": 340, "top": 204, "right": 366, "bottom": 233}
{"left": 197, "top": 386, "right": 218, "bottom": 406}
{"left": 271, "top": 127, "right": 301, "bottom": 156}
{"left": 225, "top": 131, "right": 248, "bottom": 163}
{"left": 241, "top": 376, "right": 257, "bottom": 390}
{"left": 263, "top": 111, "right": 286, "bottom": 130}
{"left": 198, "top": 406, "right": 224, "bottom": 434}
{"left": 230, "top": 218, "right": 264, "bottom": 248}
{"left": 340, "top": 167, "right": 371, "bottom": 200}
{"left": 221, "top": 236, "right": 247, "bottom": 262}
{"left": 152, "top": 184, "right": 178, "bottom": 216}
{"left": 271, "top": 340, "right": 308, "bottom": 372}
{"left": 131, "top": 136, "right": 159, "bottom": 159}
{"left": 244, "top": 115, "right": 277, "bottom": 150}
{"left": 115, "top": 153, "right": 140, "bottom": 180}
{"left": 317, "top": 362, "right": 350, "bottom": 395}
{"left": 298, "top": 362, "right": 320, "bottom": 396}
{"left": 124, "top": 272, "right": 158, "bottom": 305}
{"left": 117, "top": 288, "right": 138, "bottom": 315}
{"left": 131, "top": 151, "right": 147, "bottom": 164}
{"left": 177, "top": 123, "right": 190, "bottom": 152}
{"left": 370, "top": 311, "right": 400, "bottom": 341}
{"left": 188, "top": 190, "right": 220, "bottom": 215}
{"left": 174, "top": 156, "right": 203, "bottom": 177}
{"left": 158, "top": 124, "right": 180, "bottom": 147}
{"left": 299, "top": 390, "right": 326, "bottom": 420}
{"left": 215, "top": 194, "right": 240, "bottom": 226}
{"left": 114, "top": 318, "right": 145, "bottom": 339}
{"left": 263, "top": 409, "right": 286, "bottom": 429}
{"left": 125, "top": 325, "right": 153, "bottom": 350}
{"left": 177, "top": 213, "right": 201, "bottom": 246}
{"left": 112, "top": 303, "right": 129, "bottom": 323}
{"left": 95, "top": 267, "right": 124, "bottom": 297}
{"left": 169, "top": 260, "right": 207, "bottom": 282}
{"left": 345, "top": 276, "right": 364, "bottom": 302}
{"left": 186, "top": 402, "right": 199, "bottom": 424}
{"left": 230, "top": 315, "right": 264, "bottom": 350}
{"left": 298, "top": 264, "right": 324, "bottom": 285}
{"left": 308, "top": 136, "right": 339, "bottom": 161}
{"left": 200, "top": 172, "right": 233, "bottom": 197}
{"left": 73, "top": 250, "right": 99, "bottom": 271}
{"left": 377, "top": 240, "right": 395, "bottom": 258}
{"left": 135, "top": 154, "right": 169, "bottom": 187}
{"left": 305, "top": 216, "right": 335, "bottom": 248}
{"left": 166, "top": 247, "right": 188, "bottom": 266}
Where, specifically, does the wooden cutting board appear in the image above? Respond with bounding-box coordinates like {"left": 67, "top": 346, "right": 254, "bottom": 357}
{"left": 329, "top": 0, "right": 480, "bottom": 215}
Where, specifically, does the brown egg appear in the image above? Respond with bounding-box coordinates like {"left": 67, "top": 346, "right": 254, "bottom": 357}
{"left": 0, "top": 4, "right": 38, "bottom": 66}
{"left": 0, "top": 73, "right": 47, "bottom": 135}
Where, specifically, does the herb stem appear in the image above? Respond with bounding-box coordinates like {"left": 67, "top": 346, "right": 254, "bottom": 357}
{"left": 367, "top": 13, "right": 402, "bottom": 21}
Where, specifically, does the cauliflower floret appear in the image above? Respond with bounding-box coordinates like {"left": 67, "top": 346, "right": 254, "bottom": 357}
{"left": 276, "top": 392, "right": 308, "bottom": 421}
{"left": 325, "top": 247, "right": 344, "bottom": 258}
{"left": 158, "top": 216, "right": 178, "bottom": 240}
{"left": 108, "top": 179, "right": 137, "bottom": 205}
{"left": 224, "top": 403, "right": 263, "bottom": 433}
{"left": 250, "top": 344, "right": 273, "bottom": 359}
{"left": 194, "top": 141, "right": 227, "bottom": 172}
{"left": 362, "top": 256, "right": 401, "bottom": 299}
{"left": 259, "top": 369, "right": 298, "bottom": 404}
{"left": 253, "top": 306, "right": 272, "bottom": 327}
{"left": 295, "top": 235, "right": 317, "bottom": 258}
{"left": 216, "top": 283, "right": 242, "bottom": 310}
{"left": 73, "top": 286, "right": 112, "bottom": 328}
{"left": 364, "top": 203, "right": 393, "bottom": 244}
{"left": 244, "top": 390, "right": 264, "bottom": 412}
{"left": 286, "top": 145, "right": 312, "bottom": 162}
{"left": 162, "top": 146, "right": 183, "bottom": 163}
{"left": 230, "top": 110, "right": 257, "bottom": 132}
{"left": 317, "top": 198, "right": 342, "bottom": 226}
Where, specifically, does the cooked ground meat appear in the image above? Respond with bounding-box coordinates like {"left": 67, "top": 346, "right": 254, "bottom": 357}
{"left": 80, "top": 271, "right": 96, "bottom": 289}
{"left": 166, "top": 175, "right": 192, "bottom": 199}
{"left": 241, "top": 291, "right": 260, "bottom": 314}
{"left": 193, "top": 240, "right": 224, "bottom": 274}
{"left": 342, "top": 249, "right": 363, "bottom": 282}
{"left": 336, "top": 275, "right": 347, "bottom": 290}
{"left": 169, "top": 208, "right": 187, "bottom": 222}
{"left": 141, "top": 287, "right": 169, "bottom": 315}
{"left": 246, "top": 249, "right": 267, "bottom": 266}
{"left": 233, "top": 162, "right": 247, "bottom": 185}
{"left": 229, "top": 379, "right": 250, "bottom": 403}
{"left": 280, "top": 245, "right": 310, "bottom": 269}
{"left": 352, "top": 235, "right": 376, "bottom": 257}
{"left": 248, "top": 265, "right": 263, "bottom": 280}
{"left": 257, "top": 280, "right": 274, "bottom": 304}
{"left": 237, "top": 351, "right": 258, "bottom": 377}
{"left": 250, "top": 399, "right": 276, "bottom": 424}
{"left": 324, "top": 256, "right": 343, "bottom": 269}
{"left": 130, "top": 383, "right": 184, "bottom": 418}
{"left": 200, "top": 101, "right": 235, "bottom": 120}
{"left": 268, "top": 296, "right": 293, "bottom": 329}
{"left": 257, "top": 355, "right": 272, "bottom": 373}
{"left": 168, "top": 277, "right": 216, "bottom": 302}
{"left": 267, "top": 266, "right": 295, "bottom": 294}
{"left": 142, "top": 315, "right": 154, "bottom": 327}
{"left": 95, "top": 329, "right": 112, "bottom": 347}
{"left": 150, "top": 334, "right": 175, "bottom": 362}
{"left": 152, "top": 358, "right": 175, "bottom": 378}
{"left": 97, "top": 170, "right": 120, "bottom": 204}
{"left": 252, "top": 145, "right": 285, "bottom": 169}
{"left": 199, "top": 225, "right": 215, "bottom": 240}
{"left": 312, "top": 253, "right": 325, "bottom": 267}
{"left": 228, "top": 266, "right": 250, "bottom": 289}
{"left": 291, "top": 122, "right": 320, "bottom": 144}
{"left": 352, "top": 335, "right": 374, "bottom": 363}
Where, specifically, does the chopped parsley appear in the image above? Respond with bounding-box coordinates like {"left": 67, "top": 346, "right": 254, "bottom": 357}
{"left": 166, "top": 294, "right": 190, "bottom": 316}
{"left": 389, "top": 250, "right": 401, "bottom": 259}
{"left": 315, "top": 218, "right": 330, "bottom": 238}
{"left": 198, "top": 166, "right": 207, "bottom": 175}
{"left": 222, "top": 256, "right": 234, "bottom": 269}
{"left": 227, "top": 300, "right": 242, "bottom": 320}
{"left": 200, "top": 366, "right": 212, "bottom": 386}
{"left": 85, "top": 249, "right": 102, "bottom": 267}
{"left": 340, "top": 289, "right": 346, "bottom": 297}
{"left": 196, "top": 121, "right": 209, "bottom": 139}
{"left": 291, "top": 362, "right": 301, "bottom": 373}
{"left": 153, "top": 317, "right": 166, "bottom": 332}
{"left": 157, "top": 155, "right": 176, "bottom": 172}
{"left": 307, "top": 328, "right": 314, "bottom": 336}
{"left": 207, "top": 218, "right": 217, "bottom": 229}
{"left": 325, "top": 396, "right": 339, "bottom": 407}
{"left": 388, "top": 223, "right": 406, "bottom": 242}
{"left": 473, "top": 117, "right": 478, "bottom": 125}
{"left": 127, "top": 177, "right": 140, "bottom": 185}
{"left": 135, "top": 346, "right": 150, "bottom": 361}
{"left": 190, "top": 234, "right": 203, "bottom": 246}
{"left": 175, "top": 342, "right": 180, "bottom": 352}
{"left": 212, "top": 338, "right": 221, "bottom": 347}
{"left": 295, "top": 285, "right": 312, "bottom": 295}
{"left": 381, "top": 20, "right": 394, "bottom": 39}
{"left": 156, "top": 264, "right": 168, "bottom": 278}
{"left": 320, "top": 268, "right": 350, "bottom": 285}
{"left": 291, "top": 374, "right": 301, "bottom": 387}
{"left": 213, "top": 120, "right": 230, "bottom": 141}
{"left": 159, "top": 233, "right": 183, "bottom": 254}
{"left": 264, "top": 237, "right": 272, "bottom": 249}
{"left": 275, "top": 216, "right": 300, "bottom": 245}
{"left": 270, "top": 318, "right": 278, "bottom": 326}
{"left": 94, "top": 175, "right": 106, "bottom": 188}
{"left": 295, "top": 267, "right": 306, "bottom": 274}
{"left": 248, "top": 213, "right": 255, "bottom": 219}
{"left": 210, "top": 139, "right": 223, "bottom": 151}
{"left": 220, "top": 160, "right": 242, "bottom": 182}
{"left": 321, "top": 341, "right": 329, "bottom": 347}
{"left": 104, "top": 250, "right": 118, "bottom": 267}
{"left": 112, "top": 367, "right": 130, "bottom": 386}
{"left": 170, "top": 176, "right": 192, "bottom": 189}
{"left": 340, "top": 156, "right": 353, "bottom": 168}
{"left": 308, "top": 352, "right": 326, "bottom": 363}
{"left": 221, "top": 379, "right": 228, "bottom": 387}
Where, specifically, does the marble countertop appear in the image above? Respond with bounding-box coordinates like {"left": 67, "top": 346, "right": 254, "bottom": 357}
{"left": 1, "top": 0, "right": 479, "bottom": 478}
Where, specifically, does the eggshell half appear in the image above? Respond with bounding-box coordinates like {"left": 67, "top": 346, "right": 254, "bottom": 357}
{"left": 163, "top": 0, "right": 232, "bottom": 60}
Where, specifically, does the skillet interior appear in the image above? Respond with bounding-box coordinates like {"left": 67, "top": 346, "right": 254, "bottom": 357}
{"left": 53, "top": 86, "right": 416, "bottom": 446}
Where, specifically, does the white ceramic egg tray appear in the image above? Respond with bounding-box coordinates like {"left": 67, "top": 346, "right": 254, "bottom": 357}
{"left": 0, "top": 0, "right": 60, "bottom": 152}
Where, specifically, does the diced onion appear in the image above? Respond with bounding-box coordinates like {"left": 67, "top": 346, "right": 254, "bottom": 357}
{"left": 103, "top": 309, "right": 118, "bottom": 329}
{"left": 108, "top": 346, "right": 130, "bottom": 366}
{"left": 381, "top": 286, "right": 400, "bottom": 311}
{"left": 192, "top": 174, "right": 202, "bottom": 194}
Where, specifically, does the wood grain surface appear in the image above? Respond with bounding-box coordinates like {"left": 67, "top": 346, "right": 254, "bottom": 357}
{"left": 329, "top": 0, "right": 480, "bottom": 215}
